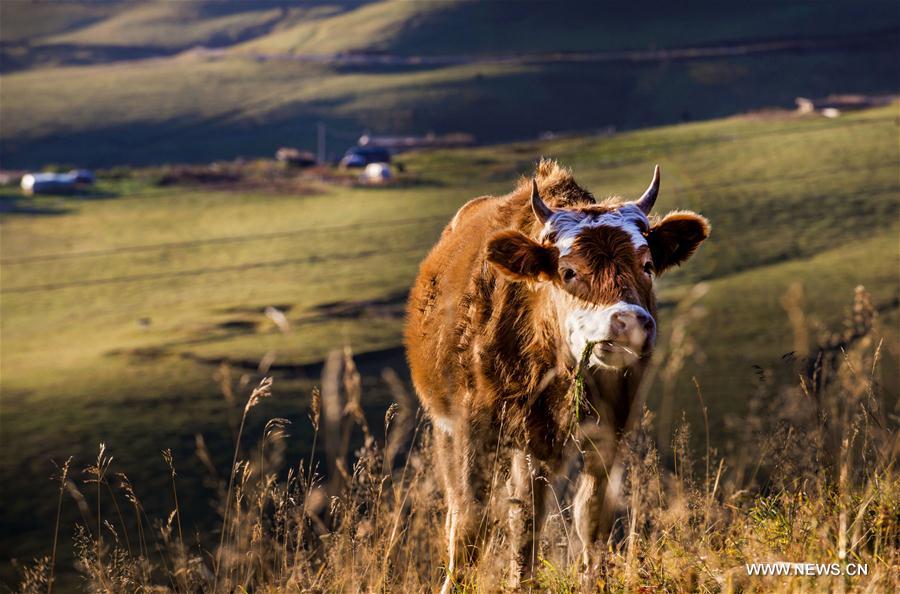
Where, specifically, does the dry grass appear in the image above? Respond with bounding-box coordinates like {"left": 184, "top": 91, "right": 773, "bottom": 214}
{"left": 15, "top": 286, "right": 898, "bottom": 593}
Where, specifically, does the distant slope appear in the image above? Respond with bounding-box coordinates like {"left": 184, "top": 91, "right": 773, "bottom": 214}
{"left": 42, "top": 2, "right": 289, "bottom": 50}
{"left": 0, "top": 1, "right": 371, "bottom": 71}
{"left": 233, "top": 0, "right": 440, "bottom": 55}
{"left": 238, "top": 0, "right": 899, "bottom": 56}
{"left": 0, "top": 0, "right": 897, "bottom": 168}
{"left": 0, "top": 0, "right": 120, "bottom": 44}
{"left": 4, "top": 0, "right": 896, "bottom": 66}
{"left": 2, "top": 45, "right": 897, "bottom": 169}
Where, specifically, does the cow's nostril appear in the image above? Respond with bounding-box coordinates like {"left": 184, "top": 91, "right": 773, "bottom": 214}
{"left": 609, "top": 309, "right": 655, "bottom": 337}
{"left": 634, "top": 310, "right": 654, "bottom": 330}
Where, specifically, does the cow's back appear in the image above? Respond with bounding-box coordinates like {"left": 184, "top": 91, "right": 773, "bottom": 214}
{"left": 405, "top": 193, "right": 521, "bottom": 421}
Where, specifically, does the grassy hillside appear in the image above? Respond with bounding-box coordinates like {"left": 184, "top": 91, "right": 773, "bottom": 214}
{"left": 6, "top": 0, "right": 895, "bottom": 59}
{"left": 0, "top": 0, "right": 896, "bottom": 168}
{"left": 1, "top": 106, "right": 898, "bottom": 582}
{"left": 0, "top": 2, "right": 364, "bottom": 65}
{"left": 0, "top": 1, "right": 117, "bottom": 44}
{"left": 238, "top": 0, "right": 898, "bottom": 56}
{"left": 2, "top": 48, "right": 897, "bottom": 169}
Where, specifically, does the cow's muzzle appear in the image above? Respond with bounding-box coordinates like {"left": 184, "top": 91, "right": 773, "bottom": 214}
{"left": 609, "top": 307, "right": 655, "bottom": 347}
{"left": 567, "top": 302, "right": 655, "bottom": 369}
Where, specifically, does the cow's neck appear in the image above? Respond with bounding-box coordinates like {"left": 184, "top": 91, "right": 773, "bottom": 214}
{"left": 582, "top": 365, "right": 643, "bottom": 430}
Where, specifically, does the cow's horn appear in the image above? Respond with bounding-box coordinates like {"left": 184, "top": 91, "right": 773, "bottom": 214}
{"left": 635, "top": 165, "right": 661, "bottom": 214}
{"left": 531, "top": 179, "right": 554, "bottom": 224}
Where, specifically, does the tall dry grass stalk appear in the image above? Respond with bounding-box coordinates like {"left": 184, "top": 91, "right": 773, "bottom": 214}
{"left": 47, "top": 456, "right": 72, "bottom": 594}
{"left": 15, "top": 286, "right": 898, "bottom": 593}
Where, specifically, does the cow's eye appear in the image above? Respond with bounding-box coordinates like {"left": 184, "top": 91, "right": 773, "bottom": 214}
{"left": 560, "top": 267, "right": 577, "bottom": 282}
{"left": 643, "top": 261, "right": 654, "bottom": 276}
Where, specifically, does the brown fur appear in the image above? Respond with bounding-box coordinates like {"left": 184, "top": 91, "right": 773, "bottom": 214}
{"left": 648, "top": 210, "right": 712, "bottom": 273}
{"left": 566, "top": 226, "right": 656, "bottom": 308}
{"left": 404, "top": 160, "right": 709, "bottom": 589}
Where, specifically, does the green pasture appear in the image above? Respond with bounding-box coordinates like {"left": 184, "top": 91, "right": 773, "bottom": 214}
{"left": 1, "top": 105, "right": 898, "bottom": 582}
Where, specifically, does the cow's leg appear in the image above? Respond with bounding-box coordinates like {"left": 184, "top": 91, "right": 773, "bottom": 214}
{"left": 432, "top": 426, "right": 458, "bottom": 545}
{"left": 436, "top": 424, "right": 466, "bottom": 594}
{"left": 572, "top": 421, "right": 618, "bottom": 568}
{"left": 440, "top": 422, "right": 490, "bottom": 594}
{"left": 506, "top": 448, "right": 548, "bottom": 587}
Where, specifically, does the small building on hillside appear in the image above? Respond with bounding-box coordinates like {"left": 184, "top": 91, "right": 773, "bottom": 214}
{"left": 360, "top": 162, "right": 392, "bottom": 184}
{"left": 20, "top": 170, "right": 94, "bottom": 195}
{"left": 795, "top": 94, "right": 896, "bottom": 118}
{"left": 340, "top": 146, "right": 391, "bottom": 169}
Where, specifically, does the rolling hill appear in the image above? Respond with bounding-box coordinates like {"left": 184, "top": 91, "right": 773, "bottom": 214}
{"left": 0, "top": 0, "right": 897, "bottom": 168}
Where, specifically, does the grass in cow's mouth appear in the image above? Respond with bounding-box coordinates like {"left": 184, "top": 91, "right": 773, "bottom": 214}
{"left": 567, "top": 340, "right": 598, "bottom": 439}
{"left": 568, "top": 339, "right": 645, "bottom": 438}
{"left": 596, "top": 340, "right": 642, "bottom": 359}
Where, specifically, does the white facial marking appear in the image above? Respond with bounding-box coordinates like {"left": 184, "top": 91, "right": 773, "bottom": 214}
{"left": 564, "top": 301, "right": 654, "bottom": 369}
{"left": 541, "top": 204, "right": 648, "bottom": 256}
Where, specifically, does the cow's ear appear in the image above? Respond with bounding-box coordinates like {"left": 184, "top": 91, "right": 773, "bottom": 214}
{"left": 648, "top": 211, "right": 710, "bottom": 274}
{"left": 486, "top": 230, "right": 558, "bottom": 281}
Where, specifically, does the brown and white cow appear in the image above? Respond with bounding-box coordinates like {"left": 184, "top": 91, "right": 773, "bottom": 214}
{"left": 404, "top": 160, "right": 709, "bottom": 590}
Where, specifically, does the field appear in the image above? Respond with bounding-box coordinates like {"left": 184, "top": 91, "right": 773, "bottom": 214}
{"left": 1, "top": 0, "right": 897, "bottom": 168}
{"left": 1, "top": 104, "right": 898, "bottom": 587}
{"left": 2, "top": 1, "right": 899, "bottom": 590}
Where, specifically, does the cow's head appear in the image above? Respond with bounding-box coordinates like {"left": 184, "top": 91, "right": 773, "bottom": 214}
{"left": 487, "top": 166, "right": 709, "bottom": 369}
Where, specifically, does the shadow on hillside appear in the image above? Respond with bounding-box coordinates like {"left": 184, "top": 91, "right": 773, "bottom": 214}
{"left": 0, "top": 43, "right": 172, "bottom": 73}
{"left": 4, "top": 41, "right": 898, "bottom": 170}
{"left": 182, "top": 345, "right": 409, "bottom": 384}
{"left": 0, "top": 186, "right": 123, "bottom": 216}
{"left": 0, "top": 195, "right": 70, "bottom": 216}
{"left": 113, "top": 293, "right": 412, "bottom": 377}
{"left": 0, "top": 109, "right": 347, "bottom": 170}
